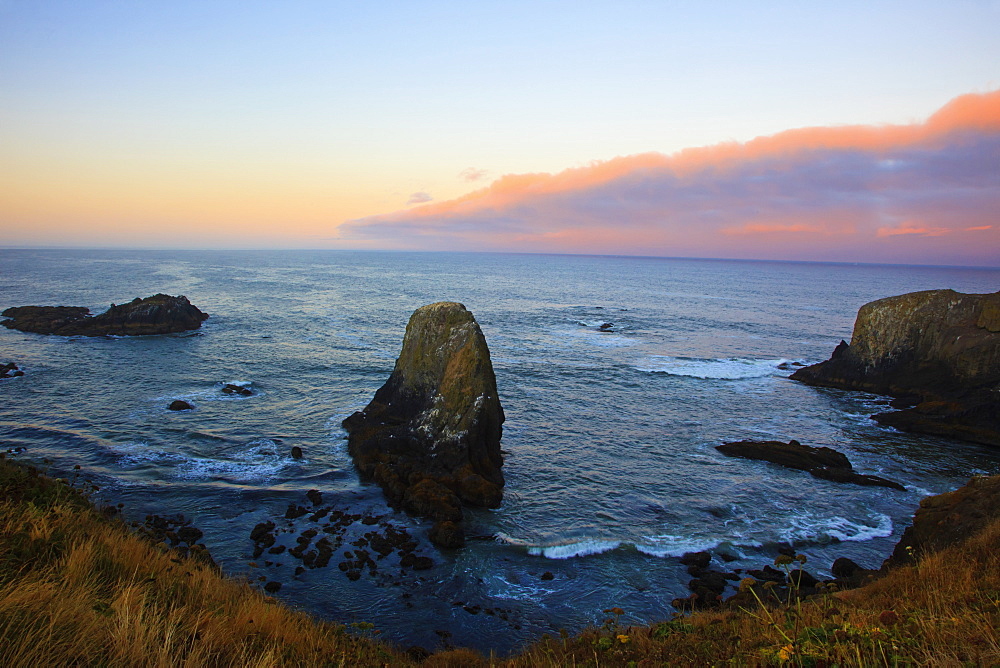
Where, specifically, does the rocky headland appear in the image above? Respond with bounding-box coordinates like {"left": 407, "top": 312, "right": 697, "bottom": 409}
{"left": 716, "top": 439, "right": 905, "bottom": 490}
{"left": 791, "top": 289, "right": 1000, "bottom": 446}
{"left": 1, "top": 294, "right": 209, "bottom": 336}
{"left": 342, "top": 302, "right": 505, "bottom": 548}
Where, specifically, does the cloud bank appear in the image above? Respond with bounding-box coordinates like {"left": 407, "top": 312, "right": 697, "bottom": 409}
{"left": 341, "top": 91, "right": 1000, "bottom": 266}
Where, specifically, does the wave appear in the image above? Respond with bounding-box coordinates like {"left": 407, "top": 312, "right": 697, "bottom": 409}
{"left": 496, "top": 533, "right": 728, "bottom": 560}
{"left": 109, "top": 438, "right": 294, "bottom": 484}
{"left": 635, "top": 356, "right": 795, "bottom": 380}
{"left": 780, "top": 513, "right": 893, "bottom": 545}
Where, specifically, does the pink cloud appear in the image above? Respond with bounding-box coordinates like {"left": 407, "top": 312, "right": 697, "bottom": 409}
{"left": 877, "top": 223, "right": 951, "bottom": 238}
{"left": 459, "top": 167, "right": 490, "bottom": 182}
{"left": 341, "top": 90, "right": 1000, "bottom": 266}
{"left": 406, "top": 192, "right": 434, "bottom": 205}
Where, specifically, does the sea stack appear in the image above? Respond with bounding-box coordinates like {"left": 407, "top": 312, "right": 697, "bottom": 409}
{"left": 791, "top": 289, "right": 1000, "bottom": 446}
{"left": 342, "top": 302, "right": 505, "bottom": 548}
{"left": 2, "top": 294, "right": 209, "bottom": 336}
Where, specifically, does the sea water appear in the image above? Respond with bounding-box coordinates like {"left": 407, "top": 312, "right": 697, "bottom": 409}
{"left": 1, "top": 248, "right": 998, "bottom": 654}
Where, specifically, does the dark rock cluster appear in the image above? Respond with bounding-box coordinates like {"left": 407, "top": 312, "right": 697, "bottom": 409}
{"left": 2, "top": 294, "right": 208, "bottom": 336}
{"left": 247, "top": 488, "right": 437, "bottom": 589}
{"left": 343, "top": 302, "right": 505, "bottom": 548}
{"left": 131, "top": 513, "right": 216, "bottom": 569}
{"left": 0, "top": 362, "right": 23, "bottom": 379}
{"left": 674, "top": 471, "right": 1000, "bottom": 612}
{"left": 672, "top": 548, "right": 878, "bottom": 612}
{"left": 792, "top": 289, "right": 1000, "bottom": 446}
{"left": 716, "top": 439, "right": 905, "bottom": 490}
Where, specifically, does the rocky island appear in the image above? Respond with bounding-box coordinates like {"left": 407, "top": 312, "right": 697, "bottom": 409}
{"left": 716, "top": 439, "right": 905, "bottom": 490}
{"left": 2, "top": 294, "right": 209, "bottom": 336}
{"left": 342, "top": 302, "right": 505, "bottom": 548}
{"left": 792, "top": 289, "right": 1000, "bottom": 446}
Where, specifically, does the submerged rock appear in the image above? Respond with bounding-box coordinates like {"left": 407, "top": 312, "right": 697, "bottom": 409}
{"left": 343, "top": 302, "right": 505, "bottom": 548}
{"left": 716, "top": 439, "right": 904, "bottom": 490}
{"left": 168, "top": 400, "right": 194, "bottom": 411}
{"left": 222, "top": 383, "right": 253, "bottom": 396}
{"left": 2, "top": 294, "right": 209, "bottom": 336}
{"left": 0, "top": 362, "right": 23, "bottom": 379}
{"left": 791, "top": 289, "right": 1000, "bottom": 446}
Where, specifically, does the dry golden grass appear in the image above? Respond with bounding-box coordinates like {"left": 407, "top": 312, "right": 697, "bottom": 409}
{"left": 3, "top": 455, "right": 999, "bottom": 667}
{"left": 0, "top": 457, "right": 410, "bottom": 667}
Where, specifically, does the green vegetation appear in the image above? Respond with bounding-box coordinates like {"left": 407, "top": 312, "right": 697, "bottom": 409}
{"left": 2, "top": 454, "right": 998, "bottom": 666}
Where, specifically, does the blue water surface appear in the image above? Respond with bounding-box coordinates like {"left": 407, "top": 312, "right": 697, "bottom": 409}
{"left": 1, "top": 249, "right": 998, "bottom": 654}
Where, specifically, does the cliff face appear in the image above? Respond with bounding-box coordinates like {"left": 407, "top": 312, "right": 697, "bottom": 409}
{"left": 2, "top": 294, "right": 209, "bottom": 336}
{"left": 791, "top": 289, "right": 1000, "bottom": 446}
{"left": 342, "top": 302, "right": 505, "bottom": 547}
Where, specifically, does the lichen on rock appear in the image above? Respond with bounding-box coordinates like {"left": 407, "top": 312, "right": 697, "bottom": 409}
{"left": 342, "top": 302, "right": 505, "bottom": 547}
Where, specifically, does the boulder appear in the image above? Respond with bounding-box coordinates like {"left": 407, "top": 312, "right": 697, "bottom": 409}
{"left": 168, "top": 400, "right": 194, "bottom": 411}
{"left": 716, "top": 439, "right": 904, "bottom": 490}
{"left": 428, "top": 520, "right": 465, "bottom": 550}
{"left": 0, "top": 362, "right": 23, "bottom": 379}
{"left": 791, "top": 290, "right": 1000, "bottom": 446}
{"left": 342, "top": 302, "right": 505, "bottom": 548}
{"left": 2, "top": 294, "right": 208, "bottom": 336}
{"left": 883, "top": 474, "right": 1000, "bottom": 569}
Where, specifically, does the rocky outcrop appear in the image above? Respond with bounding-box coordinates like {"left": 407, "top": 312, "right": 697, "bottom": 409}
{"left": 342, "top": 302, "right": 505, "bottom": 548}
{"left": 2, "top": 294, "right": 209, "bottom": 336}
{"left": 791, "top": 290, "right": 1000, "bottom": 446}
{"left": 883, "top": 474, "right": 1000, "bottom": 570}
{"left": 716, "top": 439, "right": 904, "bottom": 490}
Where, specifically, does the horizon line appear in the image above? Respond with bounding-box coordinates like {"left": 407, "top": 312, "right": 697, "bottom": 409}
{"left": 1, "top": 246, "right": 998, "bottom": 272}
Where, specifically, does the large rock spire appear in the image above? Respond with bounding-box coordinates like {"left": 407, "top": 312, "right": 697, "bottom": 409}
{"left": 343, "top": 302, "right": 505, "bottom": 547}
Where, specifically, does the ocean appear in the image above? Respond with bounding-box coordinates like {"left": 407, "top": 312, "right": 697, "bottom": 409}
{"left": 1, "top": 248, "right": 998, "bottom": 654}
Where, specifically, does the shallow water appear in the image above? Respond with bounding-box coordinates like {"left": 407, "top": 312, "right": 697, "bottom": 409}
{"left": 1, "top": 249, "right": 999, "bottom": 653}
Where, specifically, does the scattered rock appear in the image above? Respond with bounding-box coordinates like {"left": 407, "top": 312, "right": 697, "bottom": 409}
{"left": 290, "top": 446, "right": 304, "bottom": 459}
{"left": 306, "top": 489, "right": 323, "bottom": 506}
{"left": 410, "top": 556, "right": 434, "bottom": 570}
{"left": 0, "top": 362, "right": 24, "bottom": 379}
{"left": 791, "top": 289, "right": 1000, "bottom": 446}
{"left": 263, "top": 581, "right": 281, "bottom": 593}
{"left": 717, "top": 439, "right": 904, "bottom": 490}
{"left": 540, "top": 571, "right": 554, "bottom": 581}
{"left": 2, "top": 294, "right": 209, "bottom": 336}
{"left": 747, "top": 565, "right": 786, "bottom": 583}
{"left": 168, "top": 400, "right": 194, "bottom": 411}
{"left": 827, "top": 556, "right": 879, "bottom": 588}
{"left": 222, "top": 383, "right": 253, "bottom": 396}
{"left": 342, "top": 302, "right": 505, "bottom": 548}
{"left": 428, "top": 520, "right": 465, "bottom": 549}
{"left": 679, "top": 551, "right": 712, "bottom": 569}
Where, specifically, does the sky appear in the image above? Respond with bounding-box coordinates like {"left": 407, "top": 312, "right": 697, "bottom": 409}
{"left": 1, "top": 1, "right": 998, "bottom": 266}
